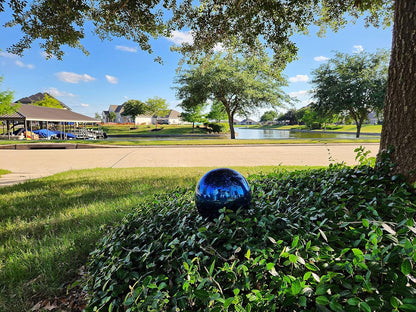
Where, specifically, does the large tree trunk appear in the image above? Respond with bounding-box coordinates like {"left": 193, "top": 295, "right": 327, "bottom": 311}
{"left": 378, "top": 0, "right": 416, "bottom": 184}
{"left": 229, "top": 116, "right": 236, "bottom": 139}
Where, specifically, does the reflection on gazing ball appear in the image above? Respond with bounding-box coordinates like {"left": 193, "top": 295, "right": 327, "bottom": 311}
{"left": 195, "top": 168, "right": 252, "bottom": 220}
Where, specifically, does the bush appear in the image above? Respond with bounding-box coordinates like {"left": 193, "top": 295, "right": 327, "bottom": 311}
{"left": 205, "top": 122, "right": 230, "bottom": 133}
{"left": 86, "top": 160, "right": 416, "bottom": 311}
{"left": 310, "top": 122, "right": 321, "bottom": 130}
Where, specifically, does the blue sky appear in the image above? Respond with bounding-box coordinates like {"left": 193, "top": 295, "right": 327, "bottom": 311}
{"left": 0, "top": 13, "right": 392, "bottom": 120}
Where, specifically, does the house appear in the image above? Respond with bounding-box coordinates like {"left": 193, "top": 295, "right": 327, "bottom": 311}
{"left": 16, "top": 92, "right": 72, "bottom": 110}
{"left": 367, "top": 111, "right": 382, "bottom": 125}
{"left": 102, "top": 105, "right": 182, "bottom": 125}
{"left": 239, "top": 118, "right": 257, "bottom": 125}
{"left": 155, "top": 110, "right": 182, "bottom": 125}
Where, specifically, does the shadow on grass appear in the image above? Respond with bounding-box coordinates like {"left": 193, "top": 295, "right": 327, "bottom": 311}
{"left": 0, "top": 171, "right": 202, "bottom": 312}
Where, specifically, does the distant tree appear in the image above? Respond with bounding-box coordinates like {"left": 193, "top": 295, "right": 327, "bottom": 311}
{"left": 121, "top": 100, "right": 147, "bottom": 127}
{"left": 277, "top": 109, "right": 298, "bottom": 125}
{"left": 108, "top": 111, "right": 117, "bottom": 123}
{"left": 94, "top": 112, "right": 101, "bottom": 121}
{"left": 260, "top": 110, "right": 279, "bottom": 123}
{"left": 206, "top": 100, "right": 227, "bottom": 123}
{"left": 311, "top": 50, "right": 389, "bottom": 138}
{"left": 175, "top": 48, "right": 288, "bottom": 139}
{"left": 180, "top": 104, "right": 206, "bottom": 133}
{"left": 32, "top": 94, "right": 63, "bottom": 109}
{"left": 0, "top": 76, "right": 16, "bottom": 115}
{"left": 145, "top": 97, "right": 169, "bottom": 129}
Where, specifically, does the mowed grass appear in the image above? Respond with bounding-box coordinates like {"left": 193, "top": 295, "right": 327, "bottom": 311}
{"left": 0, "top": 165, "right": 319, "bottom": 312}
{"left": 0, "top": 169, "right": 10, "bottom": 177}
{"left": 101, "top": 123, "right": 209, "bottom": 135}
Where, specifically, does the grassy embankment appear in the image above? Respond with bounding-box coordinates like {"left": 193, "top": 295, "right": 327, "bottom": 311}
{"left": 0, "top": 165, "right": 318, "bottom": 312}
{"left": 0, "top": 169, "right": 11, "bottom": 178}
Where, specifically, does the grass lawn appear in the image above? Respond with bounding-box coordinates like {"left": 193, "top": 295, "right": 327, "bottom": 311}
{"left": 101, "top": 123, "right": 210, "bottom": 136}
{"left": 0, "top": 169, "right": 11, "bottom": 178}
{"left": 0, "top": 165, "right": 320, "bottom": 312}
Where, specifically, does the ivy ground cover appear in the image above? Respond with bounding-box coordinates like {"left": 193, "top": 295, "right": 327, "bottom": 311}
{"left": 87, "top": 159, "right": 416, "bottom": 311}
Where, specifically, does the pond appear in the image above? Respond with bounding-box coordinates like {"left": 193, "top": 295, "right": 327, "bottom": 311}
{"left": 234, "top": 128, "right": 378, "bottom": 140}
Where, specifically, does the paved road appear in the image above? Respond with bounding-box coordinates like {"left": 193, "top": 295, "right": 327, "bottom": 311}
{"left": 0, "top": 143, "right": 379, "bottom": 187}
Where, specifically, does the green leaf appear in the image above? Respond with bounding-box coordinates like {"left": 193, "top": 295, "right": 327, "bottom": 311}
{"left": 209, "top": 259, "right": 216, "bottom": 276}
{"left": 347, "top": 297, "right": 360, "bottom": 306}
{"left": 316, "top": 296, "right": 329, "bottom": 305}
{"left": 292, "top": 235, "right": 299, "bottom": 248}
{"left": 390, "top": 296, "right": 401, "bottom": 309}
{"left": 299, "top": 296, "right": 307, "bottom": 307}
{"left": 224, "top": 297, "right": 234, "bottom": 309}
{"left": 289, "top": 254, "right": 297, "bottom": 264}
{"left": 330, "top": 300, "right": 343, "bottom": 312}
{"left": 352, "top": 248, "right": 364, "bottom": 257}
{"left": 362, "top": 219, "right": 370, "bottom": 228}
{"left": 245, "top": 249, "right": 251, "bottom": 260}
{"left": 401, "top": 259, "right": 412, "bottom": 276}
{"left": 359, "top": 301, "right": 371, "bottom": 312}
{"left": 291, "top": 279, "right": 302, "bottom": 295}
{"left": 303, "top": 272, "right": 311, "bottom": 281}
{"left": 400, "top": 304, "right": 416, "bottom": 312}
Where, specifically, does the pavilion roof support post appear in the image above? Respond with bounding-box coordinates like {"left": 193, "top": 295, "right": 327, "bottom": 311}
{"left": 30, "top": 120, "right": 33, "bottom": 140}
{"left": 24, "top": 119, "right": 28, "bottom": 140}
{"left": 47, "top": 121, "right": 49, "bottom": 140}
{"left": 7, "top": 120, "right": 10, "bottom": 140}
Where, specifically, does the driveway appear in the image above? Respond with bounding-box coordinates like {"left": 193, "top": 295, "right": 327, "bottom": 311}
{"left": 0, "top": 143, "right": 379, "bottom": 187}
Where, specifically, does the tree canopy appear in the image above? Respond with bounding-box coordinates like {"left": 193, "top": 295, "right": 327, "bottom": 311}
{"left": 31, "top": 94, "right": 63, "bottom": 109}
{"left": 311, "top": 50, "right": 389, "bottom": 138}
{"left": 260, "top": 110, "right": 279, "bottom": 123}
{"left": 179, "top": 104, "right": 206, "bottom": 132}
{"left": 145, "top": 96, "right": 169, "bottom": 128}
{"left": 0, "top": 76, "right": 16, "bottom": 115}
{"left": 175, "top": 49, "right": 289, "bottom": 139}
{"left": 121, "top": 100, "right": 147, "bottom": 126}
{"left": 206, "top": 101, "right": 227, "bottom": 123}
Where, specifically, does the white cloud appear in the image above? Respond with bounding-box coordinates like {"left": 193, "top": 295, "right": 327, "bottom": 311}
{"left": 115, "top": 45, "right": 138, "bottom": 53}
{"left": 105, "top": 75, "right": 119, "bottom": 84}
{"left": 289, "top": 90, "right": 310, "bottom": 98}
{"left": 167, "top": 30, "right": 194, "bottom": 45}
{"left": 15, "top": 60, "right": 35, "bottom": 69}
{"left": 167, "top": 30, "right": 224, "bottom": 52}
{"left": 314, "top": 56, "right": 329, "bottom": 62}
{"left": 289, "top": 75, "right": 309, "bottom": 83}
{"left": 0, "top": 52, "right": 18, "bottom": 58}
{"left": 46, "top": 87, "right": 75, "bottom": 97}
{"left": 353, "top": 45, "right": 364, "bottom": 53}
{"left": 56, "top": 72, "right": 96, "bottom": 83}
{"left": 80, "top": 103, "right": 89, "bottom": 107}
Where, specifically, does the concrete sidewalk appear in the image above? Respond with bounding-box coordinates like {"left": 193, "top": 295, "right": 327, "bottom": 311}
{"left": 0, "top": 143, "right": 379, "bottom": 187}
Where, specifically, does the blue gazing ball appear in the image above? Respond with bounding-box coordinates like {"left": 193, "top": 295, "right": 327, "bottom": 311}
{"left": 195, "top": 168, "right": 252, "bottom": 220}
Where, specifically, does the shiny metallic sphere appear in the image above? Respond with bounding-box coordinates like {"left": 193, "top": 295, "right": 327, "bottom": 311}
{"left": 195, "top": 168, "right": 252, "bottom": 220}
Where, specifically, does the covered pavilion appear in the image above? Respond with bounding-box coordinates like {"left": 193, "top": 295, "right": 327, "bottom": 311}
{"left": 0, "top": 104, "right": 99, "bottom": 140}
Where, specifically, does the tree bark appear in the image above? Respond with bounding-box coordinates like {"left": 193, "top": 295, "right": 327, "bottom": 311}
{"left": 378, "top": 0, "right": 416, "bottom": 183}
{"left": 228, "top": 113, "right": 236, "bottom": 139}
{"left": 356, "top": 121, "right": 361, "bottom": 138}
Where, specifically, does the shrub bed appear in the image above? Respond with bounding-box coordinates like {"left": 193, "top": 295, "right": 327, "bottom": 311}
{"left": 86, "top": 159, "right": 415, "bottom": 311}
